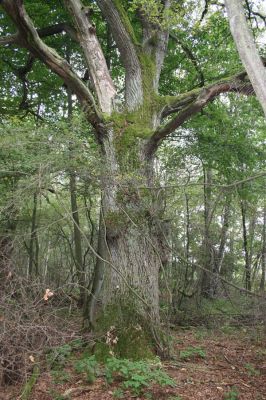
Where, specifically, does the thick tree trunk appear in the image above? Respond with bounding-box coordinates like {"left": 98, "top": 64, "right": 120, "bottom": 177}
{"left": 101, "top": 135, "right": 162, "bottom": 321}
{"left": 89, "top": 129, "right": 166, "bottom": 357}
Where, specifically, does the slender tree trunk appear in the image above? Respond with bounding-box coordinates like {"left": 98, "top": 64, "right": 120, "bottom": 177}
{"left": 241, "top": 200, "right": 251, "bottom": 291}
{"left": 215, "top": 196, "right": 231, "bottom": 274}
{"left": 248, "top": 211, "right": 257, "bottom": 279}
{"left": 69, "top": 170, "right": 86, "bottom": 305}
{"left": 185, "top": 192, "right": 190, "bottom": 279}
{"left": 67, "top": 85, "right": 86, "bottom": 306}
{"left": 201, "top": 167, "right": 214, "bottom": 297}
{"left": 28, "top": 192, "right": 38, "bottom": 277}
{"left": 212, "top": 195, "right": 231, "bottom": 295}
{"left": 84, "top": 205, "right": 106, "bottom": 329}
{"left": 260, "top": 204, "right": 266, "bottom": 291}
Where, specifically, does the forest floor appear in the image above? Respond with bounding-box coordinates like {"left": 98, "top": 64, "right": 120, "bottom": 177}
{"left": 1, "top": 326, "right": 266, "bottom": 400}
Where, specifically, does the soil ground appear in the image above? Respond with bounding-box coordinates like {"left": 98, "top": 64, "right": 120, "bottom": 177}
{"left": 1, "top": 326, "right": 265, "bottom": 400}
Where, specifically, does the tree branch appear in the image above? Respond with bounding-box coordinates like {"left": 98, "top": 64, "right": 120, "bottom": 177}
{"left": 143, "top": 0, "right": 170, "bottom": 92}
{"left": 96, "top": 0, "right": 143, "bottom": 110}
{"left": 0, "top": 22, "right": 78, "bottom": 46}
{"left": 200, "top": 0, "right": 210, "bottom": 22}
{"left": 1, "top": 0, "right": 103, "bottom": 131}
{"left": 145, "top": 68, "right": 263, "bottom": 157}
{"left": 170, "top": 32, "right": 205, "bottom": 87}
{"left": 2, "top": 54, "right": 35, "bottom": 111}
{"left": 64, "top": 0, "right": 116, "bottom": 114}
{"left": 244, "top": 0, "right": 266, "bottom": 27}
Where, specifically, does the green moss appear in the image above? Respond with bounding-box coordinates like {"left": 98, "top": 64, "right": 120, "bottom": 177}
{"left": 105, "top": 210, "right": 129, "bottom": 237}
{"left": 94, "top": 304, "right": 155, "bottom": 361}
{"left": 108, "top": 110, "right": 152, "bottom": 168}
{"left": 21, "top": 365, "right": 40, "bottom": 400}
{"left": 112, "top": 0, "right": 140, "bottom": 45}
{"left": 138, "top": 52, "right": 156, "bottom": 98}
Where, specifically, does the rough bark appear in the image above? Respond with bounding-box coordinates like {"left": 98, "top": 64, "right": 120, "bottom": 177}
{"left": 99, "top": 131, "right": 162, "bottom": 322}
{"left": 225, "top": 0, "right": 266, "bottom": 116}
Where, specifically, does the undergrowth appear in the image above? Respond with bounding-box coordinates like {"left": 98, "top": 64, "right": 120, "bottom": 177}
{"left": 45, "top": 340, "right": 176, "bottom": 398}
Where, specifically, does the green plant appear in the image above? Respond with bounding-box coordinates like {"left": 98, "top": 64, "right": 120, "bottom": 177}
{"left": 221, "top": 324, "right": 237, "bottom": 335}
{"left": 179, "top": 346, "right": 206, "bottom": 360}
{"left": 144, "top": 392, "right": 153, "bottom": 399}
{"left": 48, "top": 389, "right": 68, "bottom": 400}
{"left": 51, "top": 369, "right": 71, "bottom": 384}
{"left": 46, "top": 344, "right": 72, "bottom": 368}
{"left": 69, "top": 338, "right": 84, "bottom": 350}
{"left": 105, "top": 357, "right": 175, "bottom": 396}
{"left": 113, "top": 388, "right": 125, "bottom": 398}
{"left": 194, "top": 328, "right": 209, "bottom": 341}
{"left": 223, "top": 386, "right": 239, "bottom": 400}
{"left": 244, "top": 363, "right": 260, "bottom": 376}
{"left": 74, "top": 355, "right": 98, "bottom": 383}
{"left": 168, "top": 396, "right": 183, "bottom": 400}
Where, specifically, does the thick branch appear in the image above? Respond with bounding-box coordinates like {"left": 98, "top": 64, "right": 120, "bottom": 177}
{"left": 64, "top": 0, "right": 116, "bottom": 114}
{"left": 1, "top": 0, "right": 103, "bottom": 131}
{"left": 96, "top": 0, "right": 143, "bottom": 110}
{"left": 145, "top": 71, "right": 259, "bottom": 157}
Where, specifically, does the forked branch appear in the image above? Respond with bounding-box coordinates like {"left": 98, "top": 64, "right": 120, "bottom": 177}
{"left": 145, "top": 67, "right": 265, "bottom": 157}
{"left": 1, "top": 0, "right": 103, "bottom": 131}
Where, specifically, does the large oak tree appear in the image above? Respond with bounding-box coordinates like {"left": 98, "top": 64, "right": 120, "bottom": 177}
{"left": 1, "top": 0, "right": 265, "bottom": 350}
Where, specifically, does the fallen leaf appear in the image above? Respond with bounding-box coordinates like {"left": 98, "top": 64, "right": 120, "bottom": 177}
{"left": 43, "top": 288, "right": 54, "bottom": 301}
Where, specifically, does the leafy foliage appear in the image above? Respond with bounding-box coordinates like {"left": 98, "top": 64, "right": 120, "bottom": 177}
{"left": 74, "top": 355, "right": 98, "bottom": 384}
{"left": 105, "top": 357, "right": 175, "bottom": 396}
{"left": 223, "top": 386, "right": 239, "bottom": 400}
{"left": 179, "top": 347, "right": 206, "bottom": 360}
